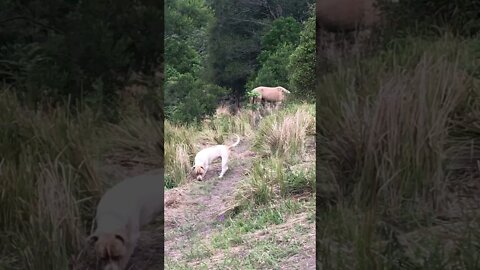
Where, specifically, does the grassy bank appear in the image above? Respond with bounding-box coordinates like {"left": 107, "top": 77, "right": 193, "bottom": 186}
{"left": 317, "top": 35, "right": 480, "bottom": 269}
{"left": 0, "top": 89, "right": 163, "bottom": 269}
{"left": 165, "top": 102, "right": 316, "bottom": 269}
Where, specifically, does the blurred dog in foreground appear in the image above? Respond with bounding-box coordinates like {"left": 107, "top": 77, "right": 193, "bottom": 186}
{"left": 88, "top": 173, "right": 163, "bottom": 270}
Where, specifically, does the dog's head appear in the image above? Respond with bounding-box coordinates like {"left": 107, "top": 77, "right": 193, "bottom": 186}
{"left": 88, "top": 231, "right": 127, "bottom": 270}
{"left": 191, "top": 165, "right": 205, "bottom": 181}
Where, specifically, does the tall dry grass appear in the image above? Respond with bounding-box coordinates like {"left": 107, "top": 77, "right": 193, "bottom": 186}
{"left": 164, "top": 120, "right": 197, "bottom": 188}
{"left": 319, "top": 36, "right": 478, "bottom": 215}
{"left": 165, "top": 101, "right": 316, "bottom": 213}
{"left": 165, "top": 107, "right": 259, "bottom": 188}
{"left": 230, "top": 103, "right": 316, "bottom": 210}
{"left": 235, "top": 157, "right": 315, "bottom": 208}
{"left": 0, "top": 88, "right": 163, "bottom": 269}
{"left": 0, "top": 90, "right": 104, "bottom": 269}
{"left": 254, "top": 103, "right": 315, "bottom": 162}
{"left": 317, "top": 36, "right": 480, "bottom": 268}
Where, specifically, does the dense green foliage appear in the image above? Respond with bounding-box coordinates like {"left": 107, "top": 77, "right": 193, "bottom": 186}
{"left": 165, "top": 0, "right": 228, "bottom": 123}
{"left": 165, "top": 71, "right": 227, "bottom": 123}
{"left": 0, "top": 0, "right": 164, "bottom": 120}
{"left": 245, "top": 17, "right": 300, "bottom": 91}
{"left": 246, "top": 43, "right": 296, "bottom": 91}
{"left": 257, "top": 17, "right": 301, "bottom": 64}
{"left": 206, "top": 0, "right": 314, "bottom": 97}
{"left": 287, "top": 13, "right": 315, "bottom": 99}
{"left": 166, "top": 0, "right": 315, "bottom": 123}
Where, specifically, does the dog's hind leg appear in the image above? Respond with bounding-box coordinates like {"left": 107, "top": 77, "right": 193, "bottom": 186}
{"left": 219, "top": 155, "right": 229, "bottom": 178}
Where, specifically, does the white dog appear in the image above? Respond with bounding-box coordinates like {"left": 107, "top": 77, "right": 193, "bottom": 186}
{"left": 192, "top": 134, "right": 240, "bottom": 181}
{"left": 88, "top": 173, "right": 163, "bottom": 270}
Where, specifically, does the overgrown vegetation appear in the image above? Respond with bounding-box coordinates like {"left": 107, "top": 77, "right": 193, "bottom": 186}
{"left": 165, "top": 0, "right": 315, "bottom": 124}
{"left": 165, "top": 1, "right": 316, "bottom": 268}
{"left": 0, "top": 1, "right": 163, "bottom": 268}
{"left": 317, "top": 1, "right": 480, "bottom": 268}
{"left": 165, "top": 102, "right": 316, "bottom": 269}
{"left": 0, "top": 0, "right": 163, "bottom": 120}
{"left": 0, "top": 89, "right": 163, "bottom": 269}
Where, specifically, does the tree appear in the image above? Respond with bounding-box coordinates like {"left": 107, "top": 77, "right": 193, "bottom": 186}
{"left": 165, "top": 0, "right": 213, "bottom": 75}
{"left": 166, "top": 72, "right": 228, "bottom": 123}
{"left": 206, "top": 0, "right": 264, "bottom": 96}
{"left": 0, "top": 0, "right": 164, "bottom": 120}
{"left": 247, "top": 43, "right": 296, "bottom": 91}
{"left": 164, "top": 0, "right": 228, "bottom": 124}
{"left": 288, "top": 10, "right": 315, "bottom": 100}
{"left": 247, "top": 16, "right": 301, "bottom": 90}
{"left": 206, "top": 0, "right": 313, "bottom": 97}
{"left": 257, "top": 16, "right": 301, "bottom": 64}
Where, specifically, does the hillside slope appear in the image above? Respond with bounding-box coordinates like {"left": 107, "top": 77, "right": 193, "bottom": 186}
{"left": 164, "top": 104, "right": 316, "bottom": 269}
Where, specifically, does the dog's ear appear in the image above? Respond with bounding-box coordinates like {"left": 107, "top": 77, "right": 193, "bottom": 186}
{"left": 87, "top": 234, "right": 99, "bottom": 246}
{"left": 114, "top": 234, "right": 125, "bottom": 245}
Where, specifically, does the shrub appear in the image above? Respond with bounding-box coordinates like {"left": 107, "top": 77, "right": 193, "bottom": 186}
{"left": 165, "top": 73, "right": 229, "bottom": 123}
{"left": 254, "top": 104, "right": 315, "bottom": 162}
{"left": 257, "top": 17, "right": 301, "bottom": 64}
{"left": 246, "top": 44, "right": 296, "bottom": 90}
{"left": 288, "top": 13, "right": 315, "bottom": 100}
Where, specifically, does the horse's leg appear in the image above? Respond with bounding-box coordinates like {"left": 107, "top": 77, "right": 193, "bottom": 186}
{"left": 267, "top": 102, "right": 273, "bottom": 114}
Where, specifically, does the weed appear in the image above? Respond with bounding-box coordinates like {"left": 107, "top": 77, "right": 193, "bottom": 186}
{"left": 254, "top": 104, "right": 314, "bottom": 161}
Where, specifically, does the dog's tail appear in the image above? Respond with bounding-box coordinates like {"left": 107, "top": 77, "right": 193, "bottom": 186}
{"left": 277, "top": 86, "right": 291, "bottom": 94}
{"left": 228, "top": 134, "right": 241, "bottom": 149}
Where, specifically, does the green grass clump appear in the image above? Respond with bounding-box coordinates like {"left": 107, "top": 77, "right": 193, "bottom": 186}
{"left": 254, "top": 103, "right": 315, "bottom": 161}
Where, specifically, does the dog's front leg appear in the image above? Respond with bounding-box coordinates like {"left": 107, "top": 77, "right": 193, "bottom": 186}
{"left": 121, "top": 224, "right": 140, "bottom": 269}
{"left": 203, "top": 164, "right": 209, "bottom": 178}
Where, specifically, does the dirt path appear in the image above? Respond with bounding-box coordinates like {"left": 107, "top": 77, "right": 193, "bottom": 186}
{"left": 163, "top": 140, "right": 255, "bottom": 263}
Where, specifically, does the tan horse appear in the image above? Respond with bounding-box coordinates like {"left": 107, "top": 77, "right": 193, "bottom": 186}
{"left": 250, "top": 86, "right": 291, "bottom": 110}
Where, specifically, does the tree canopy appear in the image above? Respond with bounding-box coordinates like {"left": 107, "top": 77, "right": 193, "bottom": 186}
{"left": 206, "top": 0, "right": 314, "bottom": 97}
{"left": 164, "top": 0, "right": 315, "bottom": 124}
{"left": 0, "top": 0, "right": 164, "bottom": 120}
